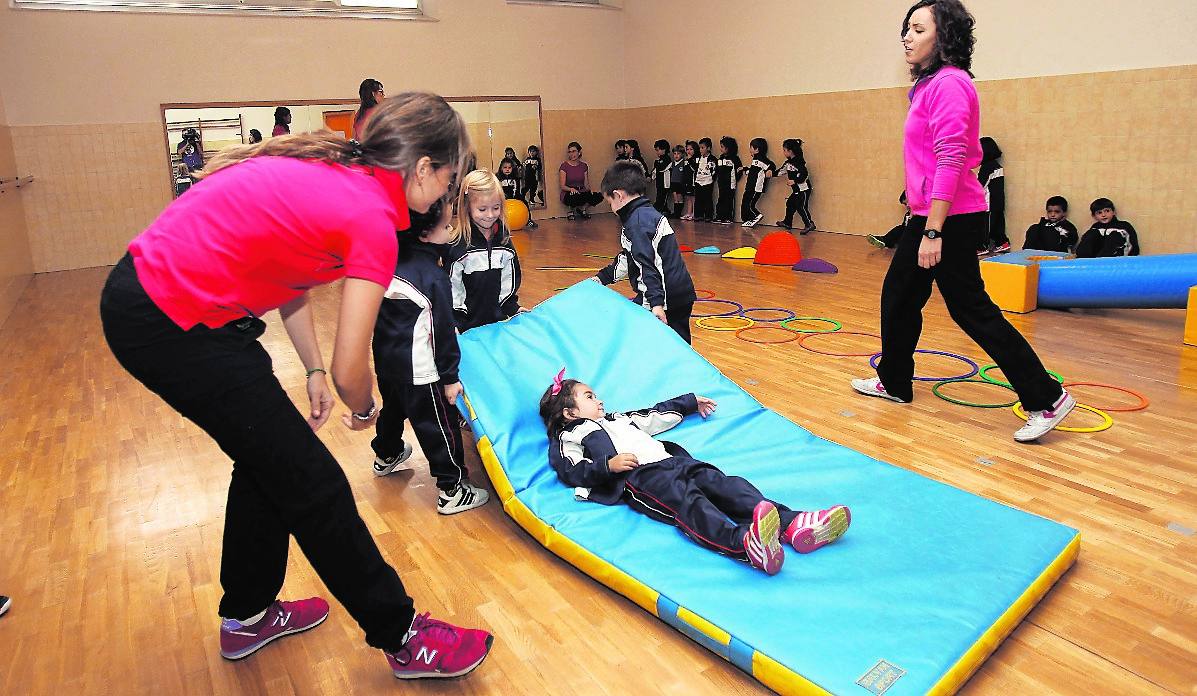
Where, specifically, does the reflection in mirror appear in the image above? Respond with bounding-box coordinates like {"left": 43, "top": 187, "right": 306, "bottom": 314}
{"left": 163, "top": 97, "right": 543, "bottom": 207}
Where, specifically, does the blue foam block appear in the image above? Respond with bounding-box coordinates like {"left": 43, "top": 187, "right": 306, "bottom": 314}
{"left": 457, "top": 282, "right": 1078, "bottom": 694}
{"left": 1037, "top": 253, "right": 1197, "bottom": 309}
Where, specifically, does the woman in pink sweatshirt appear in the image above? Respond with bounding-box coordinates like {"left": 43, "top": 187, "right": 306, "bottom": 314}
{"left": 851, "top": 0, "right": 1074, "bottom": 443}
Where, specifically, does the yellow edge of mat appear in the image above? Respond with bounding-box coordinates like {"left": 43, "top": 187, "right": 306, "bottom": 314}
{"left": 754, "top": 652, "right": 834, "bottom": 696}
{"left": 928, "top": 533, "right": 1081, "bottom": 695}
{"left": 676, "top": 606, "right": 731, "bottom": 645}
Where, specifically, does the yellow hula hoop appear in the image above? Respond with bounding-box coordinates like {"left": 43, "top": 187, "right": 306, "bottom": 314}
{"left": 695, "top": 316, "right": 755, "bottom": 332}
{"left": 1010, "top": 402, "right": 1113, "bottom": 433}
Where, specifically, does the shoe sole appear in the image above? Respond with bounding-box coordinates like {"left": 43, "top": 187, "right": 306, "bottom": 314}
{"left": 1014, "top": 396, "right": 1077, "bottom": 442}
{"left": 393, "top": 634, "right": 494, "bottom": 679}
{"left": 867, "top": 238, "right": 886, "bottom": 248}
{"left": 220, "top": 613, "right": 328, "bottom": 660}
{"left": 374, "top": 443, "right": 415, "bottom": 477}
{"left": 791, "top": 506, "right": 851, "bottom": 554}
{"left": 851, "top": 381, "right": 909, "bottom": 404}
{"left": 437, "top": 492, "right": 491, "bottom": 515}
{"left": 747, "top": 504, "right": 784, "bottom": 575}
{"left": 0, "top": 597, "right": 11, "bottom": 616}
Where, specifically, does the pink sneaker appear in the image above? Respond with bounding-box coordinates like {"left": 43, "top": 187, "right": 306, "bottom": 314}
{"left": 386, "top": 612, "right": 494, "bottom": 679}
{"left": 744, "top": 501, "right": 785, "bottom": 575}
{"left": 219, "top": 597, "right": 329, "bottom": 660}
{"left": 784, "top": 505, "right": 852, "bottom": 554}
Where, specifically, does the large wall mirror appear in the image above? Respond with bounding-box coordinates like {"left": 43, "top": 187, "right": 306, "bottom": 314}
{"left": 161, "top": 96, "right": 544, "bottom": 207}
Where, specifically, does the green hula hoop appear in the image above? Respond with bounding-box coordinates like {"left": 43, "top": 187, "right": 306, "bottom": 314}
{"left": 978, "top": 363, "right": 1063, "bottom": 388}
{"left": 932, "top": 378, "right": 1018, "bottom": 408}
{"left": 779, "top": 317, "right": 842, "bottom": 334}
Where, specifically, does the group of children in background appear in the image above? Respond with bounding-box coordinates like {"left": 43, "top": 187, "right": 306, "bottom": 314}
{"left": 372, "top": 157, "right": 850, "bottom": 574}
{"left": 869, "top": 135, "right": 1140, "bottom": 258}
{"left": 641, "top": 136, "right": 817, "bottom": 233}
{"left": 497, "top": 145, "right": 545, "bottom": 229}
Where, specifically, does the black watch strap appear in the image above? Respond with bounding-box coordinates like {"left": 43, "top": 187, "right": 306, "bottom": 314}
{"left": 923, "top": 228, "right": 940, "bottom": 239}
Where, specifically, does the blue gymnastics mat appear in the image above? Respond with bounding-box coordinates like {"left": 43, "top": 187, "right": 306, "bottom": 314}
{"left": 456, "top": 281, "right": 1078, "bottom": 695}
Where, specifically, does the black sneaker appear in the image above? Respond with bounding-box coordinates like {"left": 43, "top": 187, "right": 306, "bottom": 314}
{"left": 374, "top": 442, "right": 414, "bottom": 477}
{"left": 775, "top": 220, "right": 793, "bottom": 229}
{"left": 0, "top": 596, "right": 11, "bottom": 617}
{"left": 579, "top": 209, "right": 591, "bottom": 220}
{"left": 801, "top": 224, "right": 816, "bottom": 235}
{"left": 526, "top": 220, "right": 538, "bottom": 229}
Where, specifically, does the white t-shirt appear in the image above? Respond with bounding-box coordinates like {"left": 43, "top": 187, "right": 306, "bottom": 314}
{"left": 603, "top": 418, "right": 670, "bottom": 465}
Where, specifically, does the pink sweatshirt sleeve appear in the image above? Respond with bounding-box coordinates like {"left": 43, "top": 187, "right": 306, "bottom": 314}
{"left": 925, "top": 74, "right": 976, "bottom": 204}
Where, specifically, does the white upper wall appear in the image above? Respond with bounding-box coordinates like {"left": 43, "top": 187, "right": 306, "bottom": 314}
{"left": 0, "top": 0, "right": 626, "bottom": 125}
{"left": 621, "top": 0, "right": 1197, "bottom": 107}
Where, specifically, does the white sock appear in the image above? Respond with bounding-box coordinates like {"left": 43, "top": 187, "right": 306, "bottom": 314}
{"left": 228, "top": 607, "right": 269, "bottom": 626}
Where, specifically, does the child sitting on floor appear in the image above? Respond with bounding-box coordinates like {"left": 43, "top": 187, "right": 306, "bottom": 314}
{"left": 1076, "top": 197, "right": 1140, "bottom": 258}
{"left": 539, "top": 373, "right": 851, "bottom": 575}
{"left": 1022, "top": 195, "right": 1077, "bottom": 253}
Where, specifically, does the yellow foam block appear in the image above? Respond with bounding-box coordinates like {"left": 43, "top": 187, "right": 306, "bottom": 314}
{"left": 980, "top": 260, "right": 1038, "bottom": 313}
{"left": 1185, "top": 286, "right": 1197, "bottom": 347}
{"left": 722, "top": 246, "right": 757, "bottom": 260}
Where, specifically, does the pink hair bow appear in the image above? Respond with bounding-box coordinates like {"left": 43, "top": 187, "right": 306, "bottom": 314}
{"left": 550, "top": 368, "right": 567, "bottom": 396}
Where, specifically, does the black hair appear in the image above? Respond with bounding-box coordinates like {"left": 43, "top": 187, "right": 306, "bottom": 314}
{"left": 540, "top": 379, "right": 583, "bottom": 439}
{"left": 719, "top": 136, "right": 739, "bottom": 156}
{"left": 1090, "top": 198, "right": 1116, "bottom": 215}
{"left": 615, "top": 139, "right": 628, "bottom": 148}
{"left": 749, "top": 137, "right": 768, "bottom": 156}
{"left": 902, "top": 0, "right": 976, "bottom": 80}
{"left": 355, "top": 79, "right": 383, "bottom": 124}
{"left": 1046, "top": 195, "right": 1068, "bottom": 211}
{"left": 684, "top": 140, "right": 698, "bottom": 152}
{"left": 899, "top": 190, "right": 908, "bottom": 204}
{"left": 248, "top": 129, "right": 263, "bottom": 144}
{"left": 671, "top": 144, "right": 686, "bottom": 155}
{"left": 274, "top": 106, "right": 291, "bottom": 126}
{"left": 654, "top": 139, "right": 670, "bottom": 153}
{"left": 527, "top": 144, "right": 540, "bottom": 156}
{"left": 398, "top": 197, "right": 446, "bottom": 257}
{"left": 567, "top": 141, "right": 582, "bottom": 152}
{"left": 505, "top": 147, "right": 517, "bottom": 157}
{"left": 980, "top": 136, "right": 1002, "bottom": 161}
{"left": 782, "top": 138, "right": 805, "bottom": 157}
{"left": 627, "top": 139, "right": 643, "bottom": 161}
{"left": 698, "top": 137, "right": 713, "bottom": 150}
{"left": 601, "top": 161, "right": 650, "bottom": 197}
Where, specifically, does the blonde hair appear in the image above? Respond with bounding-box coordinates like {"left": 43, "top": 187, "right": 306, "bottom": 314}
{"left": 455, "top": 169, "right": 510, "bottom": 244}
{"left": 199, "top": 92, "right": 471, "bottom": 190}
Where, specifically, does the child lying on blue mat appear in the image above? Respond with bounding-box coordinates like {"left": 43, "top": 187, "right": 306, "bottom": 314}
{"left": 538, "top": 370, "right": 850, "bottom": 575}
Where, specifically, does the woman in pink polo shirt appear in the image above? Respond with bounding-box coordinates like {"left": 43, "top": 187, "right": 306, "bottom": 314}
{"left": 851, "top": 0, "right": 1074, "bottom": 443}
{"left": 100, "top": 93, "right": 494, "bottom": 679}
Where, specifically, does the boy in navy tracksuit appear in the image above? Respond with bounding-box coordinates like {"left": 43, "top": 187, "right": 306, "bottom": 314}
{"left": 740, "top": 137, "right": 775, "bottom": 227}
{"left": 371, "top": 200, "right": 489, "bottom": 515}
{"left": 1022, "top": 195, "right": 1078, "bottom": 253}
{"left": 668, "top": 145, "right": 694, "bottom": 219}
{"left": 593, "top": 161, "right": 697, "bottom": 344}
{"left": 776, "top": 138, "right": 816, "bottom": 234}
{"left": 1076, "top": 197, "right": 1140, "bottom": 258}
{"left": 538, "top": 377, "right": 852, "bottom": 576}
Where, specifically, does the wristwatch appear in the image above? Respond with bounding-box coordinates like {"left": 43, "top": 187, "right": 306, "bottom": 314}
{"left": 923, "top": 228, "right": 940, "bottom": 239}
{"left": 352, "top": 402, "right": 378, "bottom": 421}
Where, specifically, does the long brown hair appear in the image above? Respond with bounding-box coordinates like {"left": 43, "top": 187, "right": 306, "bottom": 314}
{"left": 199, "top": 92, "right": 470, "bottom": 185}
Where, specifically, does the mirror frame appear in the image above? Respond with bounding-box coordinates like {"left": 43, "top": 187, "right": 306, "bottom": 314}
{"left": 160, "top": 95, "right": 544, "bottom": 205}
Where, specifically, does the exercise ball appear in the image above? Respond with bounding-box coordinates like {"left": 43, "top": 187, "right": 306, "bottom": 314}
{"left": 504, "top": 199, "right": 530, "bottom": 231}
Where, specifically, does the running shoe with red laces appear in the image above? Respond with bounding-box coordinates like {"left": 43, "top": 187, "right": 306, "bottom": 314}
{"left": 386, "top": 612, "right": 494, "bottom": 679}
{"left": 744, "top": 500, "right": 785, "bottom": 575}
{"left": 219, "top": 597, "right": 329, "bottom": 660}
{"left": 784, "top": 505, "right": 852, "bottom": 554}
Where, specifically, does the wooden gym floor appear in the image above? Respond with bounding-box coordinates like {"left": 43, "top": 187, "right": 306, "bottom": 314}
{"left": 0, "top": 217, "right": 1194, "bottom": 695}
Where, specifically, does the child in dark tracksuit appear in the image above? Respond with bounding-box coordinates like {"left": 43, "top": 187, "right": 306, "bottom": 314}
{"left": 868, "top": 191, "right": 911, "bottom": 249}
{"left": 652, "top": 140, "right": 672, "bottom": 215}
{"left": 977, "top": 137, "right": 1008, "bottom": 255}
{"left": 1076, "top": 197, "right": 1140, "bottom": 258}
{"left": 371, "top": 200, "right": 489, "bottom": 515}
{"left": 523, "top": 145, "right": 544, "bottom": 206}
{"left": 1022, "top": 195, "right": 1077, "bottom": 253}
{"left": 693, "top": 138, "right": 717, "bottom": 222}
{"left": 776, "top": 138, "right": 816, "bottom": 234}
{"left": 668, "top": 145, "right": 694, "bottom": 219}
{"left": 444, "top": 169, "right": 525, "bottom": 333}
{"left": 740, "top": 137, "right": 775, "bottom": 227}
{"left": 539, "top": 378, "right": 851, "bottom": 576}
{"left": 713, "top": 136, "right": 741, "bottom": 224}
{"left": 498, "top": 159, "right": 536, "bottom": 229}
{"left": 593, "top": 162, "right": 697, "bottom": 344}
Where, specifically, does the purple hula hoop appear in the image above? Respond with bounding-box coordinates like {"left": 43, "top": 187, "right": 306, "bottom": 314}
{"left": 869, "top": 349, "right": 979, "bottom": 382}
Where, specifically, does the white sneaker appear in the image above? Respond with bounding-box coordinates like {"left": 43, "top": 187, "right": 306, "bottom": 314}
{"left": 437, "top": 483, "right": 490, "bottom": 515}
{"left": 1014, "top": 390, "right": 1076, "bottom": 442}
{"left": 850, "top": 377, "right": 909, "bottom": 404}
{"left": 373, "top": 442, "right": 414, "bottom": 476}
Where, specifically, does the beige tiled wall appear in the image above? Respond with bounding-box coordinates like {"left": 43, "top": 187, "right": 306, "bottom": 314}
{"left": 10, "top": 123, "right": 171, "bottom": 272}
{"left": 627, "top": 64, "right": 1197, "bottom": 256}
{"left": 12, "top": 65, "right": 1194, "bottom": 273}
{"left": 0, "top": 124, "right": 34, "bottom": 325}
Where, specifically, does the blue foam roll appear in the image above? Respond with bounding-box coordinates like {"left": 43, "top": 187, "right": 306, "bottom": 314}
{"left": 1036, "top": 253, "right": 1197, "bottom": 309}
